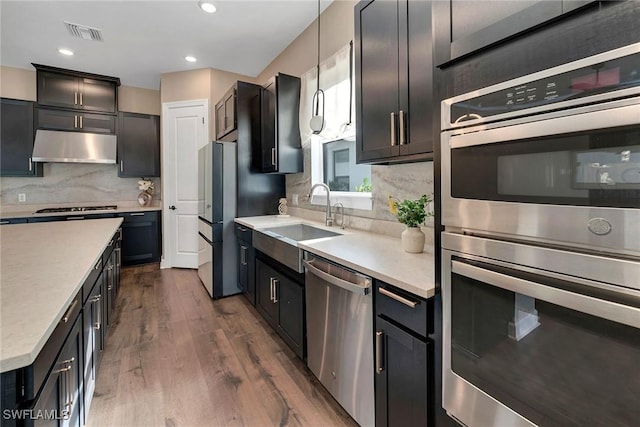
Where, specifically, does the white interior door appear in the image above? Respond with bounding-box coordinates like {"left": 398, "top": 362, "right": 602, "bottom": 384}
{"left": 162, "top": 100, "right": 208, "bottom": 269}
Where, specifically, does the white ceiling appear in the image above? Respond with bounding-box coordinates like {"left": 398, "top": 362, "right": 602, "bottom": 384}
{"left": 0, "top": 0, "right": 332, "bottom": 89}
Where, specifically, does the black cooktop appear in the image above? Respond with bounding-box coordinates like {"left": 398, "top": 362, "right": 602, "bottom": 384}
{"left": 35, "top": 205, "right": 118, "bottom": 214}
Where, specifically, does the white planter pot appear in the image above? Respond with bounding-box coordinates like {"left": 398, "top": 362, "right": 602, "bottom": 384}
{"left": 401, "top": 226, "right": 425, "bottom": 253}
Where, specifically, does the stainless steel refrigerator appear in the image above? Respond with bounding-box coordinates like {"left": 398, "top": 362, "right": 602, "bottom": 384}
{"left": 197, "top": 136, "right": 285, "bottom": 298}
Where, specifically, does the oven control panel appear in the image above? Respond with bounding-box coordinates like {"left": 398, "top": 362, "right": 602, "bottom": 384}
{"left": 445, "top": 43, "right": 640, "bottom": 127}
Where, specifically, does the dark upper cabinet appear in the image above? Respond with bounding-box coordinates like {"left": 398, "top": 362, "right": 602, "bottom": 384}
{"left": 434, "top": 0, "right": 596, "bottom": 66}
{"left": 355, "top": 0, "right": 434, "bottom": 164}
{"left": 117, "top": 112, "right": 160, "bottom": 177}
{"left": 36, "top": 108, "right": 117, "bottom": 134}
{"left": 215, "top": 86, "right": 237, "bottom": 140}
{"left": 34, "top": 65, "right": 119, "bottom": 114}
{"left": 0, "top": 98, "right": 42, "bottom": 177}
{"left": 256, "top": 73, "right": 302, "bottom": 174}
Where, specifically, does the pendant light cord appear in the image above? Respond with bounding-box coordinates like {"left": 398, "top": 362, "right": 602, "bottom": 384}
{"left": 315, "top": 0, "right": 321, "bottom": 115}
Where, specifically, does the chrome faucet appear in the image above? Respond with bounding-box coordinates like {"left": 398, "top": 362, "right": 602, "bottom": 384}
{"left": 309, "top": 183, "right": 333, "bottom": 226}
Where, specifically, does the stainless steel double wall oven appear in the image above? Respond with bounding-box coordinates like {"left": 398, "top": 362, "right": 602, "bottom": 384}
{"left": 440, "top": 43, "right": 640, "bottom": 427}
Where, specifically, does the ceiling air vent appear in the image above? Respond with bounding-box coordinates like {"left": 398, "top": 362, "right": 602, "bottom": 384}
{"left": 64, "top": 21, "right": 103, "bottom": 41}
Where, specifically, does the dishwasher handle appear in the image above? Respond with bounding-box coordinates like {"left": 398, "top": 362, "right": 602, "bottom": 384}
{"left": 303, "top": 258, "right": 371, "bottom": 295}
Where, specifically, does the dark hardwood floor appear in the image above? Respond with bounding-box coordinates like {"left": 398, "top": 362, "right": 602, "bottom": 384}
{"left": 87, "top": 265, "right": 358, "bottom": 427}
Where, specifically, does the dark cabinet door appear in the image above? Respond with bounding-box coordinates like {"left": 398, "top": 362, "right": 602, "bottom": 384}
{"left": 356, "top": 0, "right": 401, "bottom": 162}
{"left": 215, "top": 87, "right": 237, "bottom": 140}
{"left": 434, "top": 0, "right": 595, "bottom": 66}
{"left": 82, "top": 273, "right": 104, "bottom": 421}
{"left": 256, "top": 259, "right": 278, "bottom": 325}
{"left": 237, "top": 239, "right": 255, "bottom": 305}
{"left": 276, "top": 274, "right": 304, "bottom": 358}
{"left": 37, "top": 71, "right": 117, "bottom": 113}
{"left": 37, "top": 108, "right": 116, "bottom": 134}
{"left": 400, "top": 0, "right": 434, "bottom": 157}
{"left": 119, "top": 211, "right": 161, "bottom": 265}
{"left": 375, "top": 317, "right": 431, "bottom": 427}
{"left": 79, "top": 78, "right": 117, "bottom": 113}
{"left": 37, "top": 71, "right": 79, "bottom": 110}
{"left": 117, "top": 112, "right": 160, "bottom": 177}
{"left": 260, "top": 79, "right": 278, "bottom": 172}
{"left": 27, "top": 317, "right": 82, "bottom": 427}
{"left": 355, "top": 0, "right": 433, "bottom": 164}
{"left": 257, "top": 74, "right": 302, "bottom": 173}
{"left": 0, "top": 98, "right": 41, "bottom": 177}
{"left": 215, "top": 101, "right": 226, "bottom": 140}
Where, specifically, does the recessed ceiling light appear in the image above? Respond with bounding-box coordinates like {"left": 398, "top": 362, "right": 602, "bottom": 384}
{"left": 185, "top": 56, "right": 197, "bottom": 63}
{"left": 198, "top": 1, "right": 216, "bottom": 13}
{"left": 58, "top": 48, "right": 74, "bottom": 56}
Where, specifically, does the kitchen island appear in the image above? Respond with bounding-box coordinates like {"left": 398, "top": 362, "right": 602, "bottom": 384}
{"left": 0, "top": 218, "right": 122, "bottom": 372}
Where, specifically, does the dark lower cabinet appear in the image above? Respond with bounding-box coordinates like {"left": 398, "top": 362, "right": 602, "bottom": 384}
{"left": 117, "top": 112, "right": 160, "bottom": 177}
{"left": 1, "top": 98, "right": 42, "bottom": 177}
{"left": 255, "top": 256, "right": 305, "bottom": 359}
{"left": 25, "top": 316, "right": 83, "bottom": 427}
{"left": 82, "top": 271, "right": 104, "bottom": 424}
{"left": 375, "top": 281, "right": 433, "bottom": 427}
{"left": 375, "top": 317, "right": 431, "bottom": 427}
{"left": 236, "top": 224, "right": 255, "bottom": 306}
{"left": 118, "top": 211, "right": 161, "bottom": 265}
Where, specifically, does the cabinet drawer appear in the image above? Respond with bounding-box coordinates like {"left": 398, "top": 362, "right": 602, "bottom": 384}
{"left": 235, "top": 223, "right": 252, "bottom": 244}
{"left": 30, "top": 289, "right": 82, "bottom": 399}
{"left": 376, "top": 281, "right": 431, "bottom": 337}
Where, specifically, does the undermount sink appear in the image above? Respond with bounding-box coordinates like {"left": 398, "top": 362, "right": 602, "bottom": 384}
{"left": 263, "top": 223, "right": 341, "bottom": 242}
{"left": 253, "top": 223, "right": 342, "bottom": 273}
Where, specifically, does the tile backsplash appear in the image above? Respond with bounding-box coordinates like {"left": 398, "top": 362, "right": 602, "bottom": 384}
{"left": 0, "top": 163, "right": 161, "bottom": 207}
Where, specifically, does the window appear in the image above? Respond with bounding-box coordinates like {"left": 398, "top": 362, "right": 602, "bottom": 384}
{"left": 301, "top": 42, "right": 372, "bottom": 210}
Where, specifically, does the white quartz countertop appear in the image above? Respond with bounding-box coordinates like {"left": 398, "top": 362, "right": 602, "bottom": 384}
{"left": 0, "top": 218, "right": 123, "bottom": 372}
{"left": 235, "top": 216, "right": 435, "bottom": 299}
{"left": 1, "top": 204, "right": 160, "bottom": 220}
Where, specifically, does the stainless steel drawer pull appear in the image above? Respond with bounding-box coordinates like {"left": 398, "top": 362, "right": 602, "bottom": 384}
{"left": 67, "top": 216, "right": 85, "bottom": 220}
{"left": 375, "top": 331, "right": 384, "bottom": 374}
{"left": 130, "top": 212, "right": 145, "bottom": 216}
{"left": 399, "top": 110, "right": 407, "bottom": 145}
{"left": 120, "top": 160, "right": 124, "bottom": 172}
{"left": 0, "top": 221, "right": 9, "bottom": 225}
{"left": 61, "top": 299, "right": 79, "bottom": 323}
{"left": 271, "top": 147, "right": 276, "bottom": 166}
{"left": 390, "top": 112, "right": 397, "bottom": 147}
{"left": 272, "top": 279, "right": 279, "bottom": 303}
{"left": 79, "top": 92, "right": 83, "bottom": 106}
{"left": 378, "top": 287, "right": 418, "bottom": 308}
{"left": 29, "top": 157, "right": 33, "bottom": 171}
{"left": 74, "top": 115, "right": 78, "bottom": 128}
{"left": 74, "top": 92, "right": 78, "bottom": 106}
{"left": 79, "top": 115, "right": 83, "bottom": 129}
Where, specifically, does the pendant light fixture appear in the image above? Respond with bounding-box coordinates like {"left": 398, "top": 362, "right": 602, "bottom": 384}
{"left": 310, "top": 0, "right": 325, "bottom": 134}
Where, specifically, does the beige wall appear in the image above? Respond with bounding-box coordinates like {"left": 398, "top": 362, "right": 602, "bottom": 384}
{"left": 256, "top": 0, "right": 358, "bottom": 84}
{"left": 0, "top": 66, "right": 36, "bottom": 100}
{"left": 160, "top": 67, "right": 255, "bottom": 140}
{"left": 118, "top": 86, "right": 161, "bottom": 115}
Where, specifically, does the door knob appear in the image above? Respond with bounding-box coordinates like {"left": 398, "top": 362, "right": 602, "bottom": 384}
{"left": 169, "top": 205, "right": 176, "bottom": 210}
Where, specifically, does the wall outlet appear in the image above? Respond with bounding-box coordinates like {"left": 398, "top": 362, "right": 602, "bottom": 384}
{"left": 18, "top": 193, "right": 26, "bottom": 203}
{"left": 292, "top": 194, "right": 299, "bottom": 206}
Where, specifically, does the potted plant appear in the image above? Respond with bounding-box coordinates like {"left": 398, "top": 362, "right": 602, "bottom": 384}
{"left": 388, "top": 194, "right": 433, "bottom": 253}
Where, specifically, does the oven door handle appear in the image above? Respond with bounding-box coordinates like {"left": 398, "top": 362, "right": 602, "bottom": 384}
{"left": 452, "top": 260, "right": 640, "bottom": 329}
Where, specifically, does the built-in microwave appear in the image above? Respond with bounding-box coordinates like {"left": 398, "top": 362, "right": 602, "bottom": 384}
{"left": 441, "top": 42, "right": 640, "bottom": 259}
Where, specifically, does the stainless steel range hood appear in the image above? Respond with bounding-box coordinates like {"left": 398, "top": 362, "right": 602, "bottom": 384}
{"left": 32, "top": 130, "right": 117, "bottom": 164}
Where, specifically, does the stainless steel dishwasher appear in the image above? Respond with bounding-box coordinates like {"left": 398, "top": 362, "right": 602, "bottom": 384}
{"left": 303, "top": 254, "right": 374, "bottom": 427}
